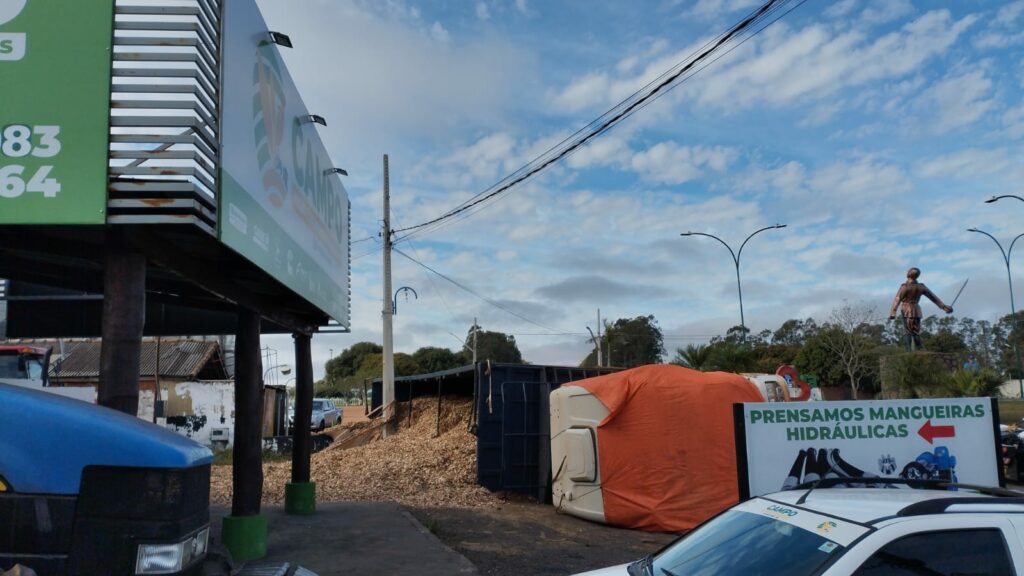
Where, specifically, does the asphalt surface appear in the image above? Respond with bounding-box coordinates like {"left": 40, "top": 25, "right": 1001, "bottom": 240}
{"left": 210, "top": 503, "right": 478, "bottom": 576}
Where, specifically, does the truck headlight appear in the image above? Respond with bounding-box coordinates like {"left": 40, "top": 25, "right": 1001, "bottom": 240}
{"left": 135, "top": 527, "right": 209, "bottom": 574}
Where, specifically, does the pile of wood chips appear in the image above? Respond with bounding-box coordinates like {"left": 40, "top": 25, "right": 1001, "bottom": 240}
{"left": 210, "top": 396, "right": 498, "bottom": 509}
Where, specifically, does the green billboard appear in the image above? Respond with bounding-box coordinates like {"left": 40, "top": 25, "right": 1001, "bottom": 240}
{"left": 220, "top": 0, "right": 351, "bottom": 327}
{"left": 0, "top": 0, "right": 114, "bottom": 224}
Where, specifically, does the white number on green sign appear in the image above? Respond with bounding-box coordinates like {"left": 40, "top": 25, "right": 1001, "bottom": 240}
{"left": 0, "top": 125, "right": 62, "bottom": 158}
{"left": 0, "top": 165, "right": 61, "bottom": 198}
{"left": 0, "top": 124, "right": 63, "bottom": 198}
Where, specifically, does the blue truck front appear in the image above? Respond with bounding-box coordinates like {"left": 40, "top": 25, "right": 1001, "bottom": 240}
{"left": 0, "top": 383, "right": 214, "bottom": 575}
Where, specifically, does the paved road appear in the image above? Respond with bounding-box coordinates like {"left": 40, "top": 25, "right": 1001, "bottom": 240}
{"left": 211, "top": 502, "right": 478, "bottom": 576}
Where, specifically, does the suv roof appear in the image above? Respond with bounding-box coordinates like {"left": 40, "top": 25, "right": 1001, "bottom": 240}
{"left": 768, "top": 486, "right": 1024, "bottom": 525}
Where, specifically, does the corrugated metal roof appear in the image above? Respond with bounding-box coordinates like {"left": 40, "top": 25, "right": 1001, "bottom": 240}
{"left": 0, "top": 337, "right": 223, "bottom": 380}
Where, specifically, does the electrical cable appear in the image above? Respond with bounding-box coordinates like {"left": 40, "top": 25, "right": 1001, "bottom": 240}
{"left": 391, "top": 0, "right": 801, "bottom": 244}
{"left": 392, "top": 247, "right": 570, "bottom": 334}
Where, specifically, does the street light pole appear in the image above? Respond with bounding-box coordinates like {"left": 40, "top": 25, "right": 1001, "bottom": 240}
{"left": 968, "top": 227, "right": 1024, "bottom": 399}
{"left": 681, "top": 224, "right": 787, "bottom": 341}
{"left": 262, "top": 363, "right": 292, "bottom": 387}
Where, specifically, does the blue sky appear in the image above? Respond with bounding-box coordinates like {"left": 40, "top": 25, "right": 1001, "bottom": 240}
{"left": 254, "top": 0, "right": 1024, "bottom": 380}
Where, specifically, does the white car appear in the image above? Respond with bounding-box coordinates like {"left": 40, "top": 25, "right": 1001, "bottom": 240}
{"left": 574, "top": 482, "right": 1024, "bottom": 575}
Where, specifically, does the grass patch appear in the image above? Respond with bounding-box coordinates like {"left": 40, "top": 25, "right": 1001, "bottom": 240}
{"left": 212, "top": 449, "right": 292, "bottom": 466}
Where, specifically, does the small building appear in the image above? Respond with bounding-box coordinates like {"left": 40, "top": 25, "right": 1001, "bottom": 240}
{"left": 0, "top": 337, "right": 289, "bottom": 448}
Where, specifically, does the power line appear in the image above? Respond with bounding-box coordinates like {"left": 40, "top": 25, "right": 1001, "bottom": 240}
{"left": 392, "top": 247, "right": 570, "bottom": 334}
{"left": 391, "top": 0, "right": 801, "bottom": 243}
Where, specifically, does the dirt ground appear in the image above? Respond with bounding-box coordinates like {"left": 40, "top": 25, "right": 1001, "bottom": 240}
{"left": 408, "top": 497, "right": 677, "bottom": 576}
{"left": 212, "top": 397, "right": 678, "bottom": 574}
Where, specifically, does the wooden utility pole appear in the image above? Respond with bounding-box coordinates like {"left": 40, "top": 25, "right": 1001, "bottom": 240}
{"left": 232, "top": 307, "right": 264, "bottom": 518}
{"left": 98, "top": 230, "right": 146, "bottom": 416}
{"left": 291, "top": 332, "right": 313, "bottom": 484}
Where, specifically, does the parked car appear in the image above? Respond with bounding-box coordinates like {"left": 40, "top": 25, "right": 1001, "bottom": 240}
{"left": 1002, "top": 427, "right": 1024, "bottom": 482}
{"left": 288, "top": 398, "right": 342, "bottom": 432}
{"left": 574, "top": 481, "right": 1024, "bottom": 575}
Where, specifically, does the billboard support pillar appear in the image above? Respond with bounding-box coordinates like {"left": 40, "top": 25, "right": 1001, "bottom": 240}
{"left": 98, "top": 229, "right": 146, "bottom": 415}
{"left": 225, "top": 306, "right": 266, "bottom": 560}
{"left": 287, "top": 331, "right": 315, "bottom": 514}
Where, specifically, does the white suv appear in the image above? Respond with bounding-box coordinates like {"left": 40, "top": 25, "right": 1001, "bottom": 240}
{"left": 575, "top": 482, "right": 1024, "bottom": 575}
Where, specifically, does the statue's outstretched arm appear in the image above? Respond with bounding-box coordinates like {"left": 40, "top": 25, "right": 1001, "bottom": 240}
{"left": 923, "top": 286, "right": 953, "bottom": 314}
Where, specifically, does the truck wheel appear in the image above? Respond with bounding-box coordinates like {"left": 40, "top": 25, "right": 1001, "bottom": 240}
{"left": 318, "top": 420, "right": 325, "bottom": 432}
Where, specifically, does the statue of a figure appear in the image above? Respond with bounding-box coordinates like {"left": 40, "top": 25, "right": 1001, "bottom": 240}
{"left": 888, "top": 267, "right": 953, "bottom": 351}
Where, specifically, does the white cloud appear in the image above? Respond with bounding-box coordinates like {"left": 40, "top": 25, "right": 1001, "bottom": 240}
{"left": 859, "top": 0, "right": 913, "bottom": 26}
{"left": 630, "top": 142, "right": 737, "bottom": 185}
{"left": 550, "top": 72, "right": 611, "bottom": 114}
{"left": 551, "top": 9, "right": 978, "bottom": 122}
{"left": 974, "top": 3, "right": 1024, "bottom": 50}
{"left": 430, "top": 21, "right": 450, "bottom": 43}
{"left": 686, "top": 0, "right": 762, "bottom": 21}
{"left": 1004, "top": 105, "right": 1024, "bottom": 139}
{"left": 910, "top": 68, "right": 994, "bottom": 134}
{"left": 566, "top": 135, "right": 632, "bottom": 170}
{"left": 824, "top": 0, "right": 858, "bottom": 19}
{"left": 475, "top": 2, "right": 490, "bottom": 21}
{"left": 256, "top": 0, "right": 538, "bottom": 172}
{"left": 915, "top": 148, "right": 1023, "bottom": 183}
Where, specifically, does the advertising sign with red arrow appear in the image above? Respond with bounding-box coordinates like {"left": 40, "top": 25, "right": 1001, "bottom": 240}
{"left": 918, "top": 420, "right": 956, "bottom": 444}
{"left": 736, "top": 397, "right": 1001, "bottom": 499}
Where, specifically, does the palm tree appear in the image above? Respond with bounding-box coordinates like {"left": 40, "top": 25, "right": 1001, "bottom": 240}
{"left": 673, "top": 344, "right": 711, "bottom": 371}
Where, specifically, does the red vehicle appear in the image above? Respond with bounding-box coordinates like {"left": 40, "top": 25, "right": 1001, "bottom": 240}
{"left": 0, "top": 345, "right": 94, "bottom": 402}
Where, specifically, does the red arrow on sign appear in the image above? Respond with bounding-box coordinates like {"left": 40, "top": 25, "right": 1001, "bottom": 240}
{"left": 918, "top": 420, "right": 956, "bottom": 444}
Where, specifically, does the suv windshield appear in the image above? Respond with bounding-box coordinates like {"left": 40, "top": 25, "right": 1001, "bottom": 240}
{"left": 649, "top": 499, "right": 864, "bottom": 576}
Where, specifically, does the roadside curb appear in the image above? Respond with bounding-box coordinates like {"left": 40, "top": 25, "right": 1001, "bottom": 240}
{"left": 399, "top": 507, "right": 479, "bottom": 575}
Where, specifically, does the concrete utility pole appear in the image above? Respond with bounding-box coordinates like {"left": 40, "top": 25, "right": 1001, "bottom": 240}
{"left": 472, "top": 317, "right": 478, "bottom": 364}
{"left": 597, "top": 308, "right": 603, "bottom": 367}
{"left": 382, "top": 155, "right": 395, "bottom": 436}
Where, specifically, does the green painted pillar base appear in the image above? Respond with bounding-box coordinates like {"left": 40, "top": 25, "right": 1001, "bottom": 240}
{"left": 221, "top": 513, "right": 267, "bottom": 562}
{"left": 285, "top": 482, "right": 316, "bottom": 515}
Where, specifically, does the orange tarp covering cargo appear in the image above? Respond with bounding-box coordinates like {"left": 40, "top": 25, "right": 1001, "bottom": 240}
{"left": 576, "top": 364, "right": 764, "bottom": 532}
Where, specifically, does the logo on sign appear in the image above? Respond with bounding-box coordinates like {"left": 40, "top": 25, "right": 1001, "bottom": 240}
{"left": 0, "top": 0, "right": 28, "bottom": 61}
{"left": 767, "top": 504, "right": 798, "bottom": 517}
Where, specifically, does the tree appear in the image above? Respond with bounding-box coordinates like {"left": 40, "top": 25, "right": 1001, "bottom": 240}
{"left": 412, "top": 346, "right": 464, "bottom": 373}
{"left": 463, "top": 325, "right": 523, "bottom": 363}
{"left": 794, "top": 334, "right": 846, "bottom": 387}
{"left": 943, "top": 367, "right": 1003, "bottom": 398}
{"left": 771, "top": 318, "right": 818, "bottom": 346}
{"left": 817, "top": 302, "right": 879, "bottom": 399}
{"left": 604, "top": 315, "right": 664, "bottom": 367}
{"left": 326, "top": 342, "right": 382, "bottom": 382}
{"left": 704, "top": 340, "right": 756, "bottom": 372}
{"left": 672, "top": 344, "right": 711, "bottom": 371}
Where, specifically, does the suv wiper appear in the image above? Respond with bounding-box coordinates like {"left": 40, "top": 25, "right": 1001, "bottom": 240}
{"left": 627, "top": 554, "right": 653, "bottom": 576}
{"left": 660, "top": 569, "right": 681, "bottom": 576}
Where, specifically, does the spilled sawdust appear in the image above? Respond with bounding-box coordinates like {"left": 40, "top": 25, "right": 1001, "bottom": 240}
{"left": 210, "top": 396, "right": 498, "bottom": 508}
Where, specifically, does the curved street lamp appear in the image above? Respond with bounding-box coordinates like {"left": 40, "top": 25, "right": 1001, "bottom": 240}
{"left": 392, "top": 286, "right": 418, "bottom": 315}
{"left": 967, "top": 227, "right": 1024, "bottom": 398}
{"left": 263, "top": 363, "right": 292, "bottom": 387}
{"left": 985, "top": 194, "right": 1024, "bottom": 205}
{"left": 681, "top": 224, "right": 787, "bottom": 340}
